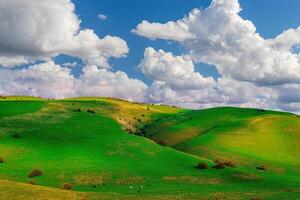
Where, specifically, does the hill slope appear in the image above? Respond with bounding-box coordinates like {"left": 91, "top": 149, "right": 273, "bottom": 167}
{"left": 0, "top": 97, "right": 300, "bottom": 199}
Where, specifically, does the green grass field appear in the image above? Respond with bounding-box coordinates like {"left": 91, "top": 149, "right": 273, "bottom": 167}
{"left": 0, "top": 97, "right": 299, "bottom": 199}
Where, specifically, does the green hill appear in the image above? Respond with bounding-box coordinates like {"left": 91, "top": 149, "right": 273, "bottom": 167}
{"left": 0, "top": 97, "right": 300, "bottom": 199}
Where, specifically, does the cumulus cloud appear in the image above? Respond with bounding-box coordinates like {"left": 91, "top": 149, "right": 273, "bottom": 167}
{"left": 134, "top": 0, "right": 300, "bottom": 86}
{"left": 0, "top": 61, "right": 147, "bottom": 102}
{"left": 140, "top": 48, "right": 275, "bottom": 109}
{"left": 78, "top": 65, "right": 147, "bottom": 101}
{"left": 0, "top": 61, "right": 77, "bottom": 98}
{"left": 0, "top": 0, "right": 128, "bottom": 68}
{"left": 139, "top": 47, "right": 215, "bottom": 90}
{"left": 0, "top": 0, "right": 145, "bottom": 102}
{"left": 63, "top": 30, "right": 128, "bottom": 68}
{"left": 132, "top": 19, "right": 195, "bottom": 41}
{"left": 133, "top": 0, "right": 300, "bottom": 113}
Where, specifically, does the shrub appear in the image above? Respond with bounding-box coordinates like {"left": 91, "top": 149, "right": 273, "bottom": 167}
{"left": 62, "top": 183, "right": 72, "bottom": 190}
{"left": 223, "top": 160, "right": 236, "bottom": 168}
{"left": 87, "top": 109, "right": 96, "bottom": 114}
{"left": 212, "top": 162, "right": 226, "bottom": 169}
{"left": 0, "top": 157, "right": 4, "bottom": 163}
{"left": 28, "top": 169, "right": 43, "bottom": 178}
{"left": 256, "top": 165, "right": 267, "bottom": 171}
{"left": 212, "top": 160, "right": 236, "bottom": 169}
{"left": 196, "top": 162, "right": 208, "bottom": 169}
{"left": 12, "top": 133, "right": 21, "bottom": 139}
{"left": 157, "top": 140, "right": 167, "bottom": 146}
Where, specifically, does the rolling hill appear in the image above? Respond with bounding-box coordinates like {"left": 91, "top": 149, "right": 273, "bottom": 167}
{"left": 0, "top": 96, "right": 299, "bottom": 199}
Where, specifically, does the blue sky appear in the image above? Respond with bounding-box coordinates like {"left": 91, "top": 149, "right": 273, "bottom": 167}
{"left": 56, "top": 0, "right": 300, "bottom": 84}
{"left": 2, "top": 0, "right": 300, "bottom": 112}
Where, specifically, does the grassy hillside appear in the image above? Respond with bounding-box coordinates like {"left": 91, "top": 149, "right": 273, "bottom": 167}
{"left": 0, "top": 97, "right": 300, "bottom": 199}
{"left": 143, "top": 107, "right": 300, "bottom": 165}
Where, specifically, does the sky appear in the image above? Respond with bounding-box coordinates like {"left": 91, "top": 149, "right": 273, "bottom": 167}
{"left": 1, "top": 0, "right": 300, "bottom": 112}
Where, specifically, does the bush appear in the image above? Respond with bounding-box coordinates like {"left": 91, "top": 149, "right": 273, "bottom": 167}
{"left": 223, "top": 160, "right": 236, "bottom": 168}
{"left": 157, "top": 140, "right": 167, "bottom": 146}
{"left": 28, "top": 169, "right": 43, "bottom": 178}
{"left": 196, "top": 162, "right": 208, "bottom": 169}
{"left": 212, "top": 162, "right": 226, "bottom": 169}
{"left": 256, "top": 165, "right": 267, "bottom": 171}
{"left": 212, "top": 160, "right": 236, "bottom": 169}
{"left": 62, "top": 183, "right": 72, "bottom": 190}
{"left": 0, "top": 157, "right": 4, "bottom": 163}
{"left": 87, "top": 109, "right": 96, "bottom": 114}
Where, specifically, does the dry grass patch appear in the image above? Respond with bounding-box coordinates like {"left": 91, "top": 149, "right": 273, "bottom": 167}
{"left": 233, "top": 172, "right": 261, "bottom": 181}
{"left": 115, "top": 176, "right": 145, "bottom": 185}
{"left": 73, "top": 172, "right": 111, "bottom": 185}
{"left": 163, "top": 176, "right": 221, "bottom": 185}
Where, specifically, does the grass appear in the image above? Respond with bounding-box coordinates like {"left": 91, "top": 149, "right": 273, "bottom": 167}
{"left": 0, "top": 98, "right": 299, "bottom": 199}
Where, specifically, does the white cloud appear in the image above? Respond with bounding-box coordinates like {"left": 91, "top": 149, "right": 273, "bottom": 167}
{"left": 0, "top": 61, "right": 147, "bottom": 102}
{"left": 97, "top": 14, "right": 108, "bottom": 20}
{"left": 134, "top": 0, "right": 300, "bottom": 86}
{"left": 132, "top": 18, "right": 195, "bottom": 41}
{"left": 139, "top": 47, "right": 215, "bottom": 90}
{"left": 0, "top": 0, "right": 128, "bottom": 68}
{"left": 139, "top": 47, "right": 275, "bottom": 109}
{"left": 0, "top": 0, "right": 144, "bottom": 102}
{"left": 63, "top": 29, "right": 128, "bottom": 68}
{"left": 78, "top": 65, "right": 147, "bottom": 102}
{"left": 0, "top": 56, "right": 30, "bottom": 68}
{"left": 132, "top": 0, "right": 300, "bottom": 113}
{"left": 0, "top": 61, "right": 77, "bottom": 98}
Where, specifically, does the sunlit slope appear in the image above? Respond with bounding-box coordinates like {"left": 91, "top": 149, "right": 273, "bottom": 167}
{"left": 143, "top": 107, "right": 300, "bottom": 166}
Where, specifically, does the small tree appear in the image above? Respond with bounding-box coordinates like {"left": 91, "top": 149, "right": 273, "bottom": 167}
{"left": 196, "top": 162, "right": 208, "bottom": 169}
{"left": 223, "top": 160, "right": 236, "bottom": 168}
{"left": 157, "top": 140, "right": 167, "bottom": 146}
{"left": 28, "top": 169, "right": 43, "bottom": 178}
{"left": 0, "top": 157, "right": 4, "bottom": 163}
{"left": 212, "top": 162, "right": 226, "bottom": 169}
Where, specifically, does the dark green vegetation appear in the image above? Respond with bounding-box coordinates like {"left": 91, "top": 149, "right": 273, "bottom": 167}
{"left": 0, "top": 97, "right": 299, "bottom": 199}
